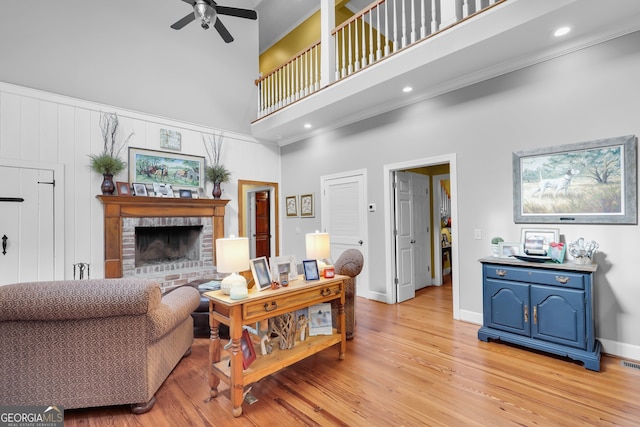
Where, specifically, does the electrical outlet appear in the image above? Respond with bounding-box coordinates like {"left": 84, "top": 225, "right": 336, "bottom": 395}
{"left": 474, "top": 229, "right": 482, "bottom": 240}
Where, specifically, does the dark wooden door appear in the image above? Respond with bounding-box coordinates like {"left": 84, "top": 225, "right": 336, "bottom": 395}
{"left": 254, "top": 191, "right": 270, "bottom": 258}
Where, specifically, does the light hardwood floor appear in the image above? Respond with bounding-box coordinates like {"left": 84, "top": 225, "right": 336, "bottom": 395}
{"left": 65, "top": 277, "right": 640, "bottom": 426}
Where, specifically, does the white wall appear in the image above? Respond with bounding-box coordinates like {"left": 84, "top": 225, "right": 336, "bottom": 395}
{"left": 0, "top": 81, "right": 280, "bottom": 280}
{"left": 0, "top": 0, "right": 259, "bottom": 135}
{"left": 280, "top": 30, "right": 640, "bottom": 360}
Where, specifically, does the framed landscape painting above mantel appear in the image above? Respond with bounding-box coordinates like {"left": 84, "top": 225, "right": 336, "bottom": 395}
{"left": 128, "top": 147, "right": 204, "bottom": 190}
{"left": 513, "top": 135, "right": 637, "bottom": 224}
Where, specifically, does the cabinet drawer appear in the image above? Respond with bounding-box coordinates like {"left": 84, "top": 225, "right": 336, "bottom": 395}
{"left": 243, "top": 283, "right": 342, "bottom": 322}
{"left": 484, "top": 264, "right": 585, "bottom": 290}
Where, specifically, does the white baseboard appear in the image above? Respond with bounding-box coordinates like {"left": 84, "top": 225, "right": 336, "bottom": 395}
{"left": 459, "top": 309, "right": 482, "bottom": 325}
{"left": 599, "top": 338, "right": 640, "bottom": 362}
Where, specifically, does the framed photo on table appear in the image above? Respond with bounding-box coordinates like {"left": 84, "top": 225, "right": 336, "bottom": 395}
{"left": 250, "top": 257, "right": 272, "bottom": 291}
{"left": 116, "top": 182, "right": 131, "bottom": 196}
{"left": 132, "top": 183, "right": 148, "bottom": 196}
{"left": 269, "top": 255, "right": 298, "bottom": 284}
{"left": 240, "top": 329, "right": 256, "bottom": 369}
{"left": 303, "top": 259, "right": 320, "bottom": 281}
{"left": 521, "top": 228, "right": 559, "bottom": 256}
{"left": 498, "top": 242, "right": 522, "bottom": 258}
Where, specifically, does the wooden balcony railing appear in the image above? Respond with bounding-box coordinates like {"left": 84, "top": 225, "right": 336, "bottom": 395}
{"left": 255, "top": 0, "right": 505, "bottom": 119}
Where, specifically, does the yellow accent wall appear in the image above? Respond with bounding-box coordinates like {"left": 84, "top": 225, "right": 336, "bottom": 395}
{"left": 259, "top": 3, "right": 354, "bottom": 76}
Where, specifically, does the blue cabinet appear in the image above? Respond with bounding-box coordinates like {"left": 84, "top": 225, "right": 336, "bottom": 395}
{"left": 478, "top": 257, "right": 601, "bottom": 371}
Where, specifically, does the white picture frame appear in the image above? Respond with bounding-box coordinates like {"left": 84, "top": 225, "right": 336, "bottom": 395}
{"left": 498, "top": 242, "right": 522, "bottom": 258}
{"left": 269, "top": 255, "right": 298, "bottom": 284}
{"left": 153, "top": 182, "right": 174, "bottom": 198}
{"left": 249, "top": 257, "right": 272, "bottom": 291}
{"left": 521, "top": 228, "right": 559, "bottom": 256}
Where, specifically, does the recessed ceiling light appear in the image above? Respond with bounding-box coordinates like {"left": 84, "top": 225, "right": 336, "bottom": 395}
{"left": 554, "top": 26, "right": 571, "bottom": 37}
{"left": 304, "top": 123, "right": 312, "bottom": 129}
{"left": 403, "top": 86, "right": 413, "bottom": 93}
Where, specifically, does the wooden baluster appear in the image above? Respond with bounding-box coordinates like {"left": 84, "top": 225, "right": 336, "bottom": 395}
{"left": 384, "top": 1, "right": 390, "bottom": 56}
{"left": 314, "top": 45, "right": 320, "bottom": 91}
{"left": 355, "top": 17, "right": 361, "bottom": 71}
{"left": 431, "top": 0, "right": 439, "bottom": 33}
{"left": 335, "top": 34, "right": 341, "bottom": 81}
{"left": 393, "top": 0, "right": 398, "bottom": 52}
{"left": 341, "top": 28, "right": 347, "bottom": 78}
{"left": 376, "top": 5, "right": 382, "bottom": 60}
{"left": 347, "top": 22, "right": 353, "bottom": 75}
{"left": 368, "top": 10, "right": 374, "bottom": 64}
{"left": 410, "top": 0, "right": 416, "bottom": 44}
{"left": 401, "top": 0, "right": 407, "bottom": 48}
{"left": 361, "top": 14, "right": 367, "bottom": 67}
{"left": 420, "top": 0, "right": 427, "bottom": 38}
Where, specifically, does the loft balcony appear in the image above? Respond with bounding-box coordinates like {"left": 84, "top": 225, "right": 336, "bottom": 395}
{"left": 251, "top": 0, "right": 640, "bottom": 146}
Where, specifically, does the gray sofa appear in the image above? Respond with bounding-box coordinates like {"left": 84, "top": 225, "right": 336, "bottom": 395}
{"left": 0, "top": 278, "right": 200, "bottom": 413}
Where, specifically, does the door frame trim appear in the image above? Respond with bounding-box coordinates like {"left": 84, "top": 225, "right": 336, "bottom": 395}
{"left": 0, "top": 158, "right": 65, "bottom": 280}
{"left": 237, "top": 180, "right": 279, "bottom": 257}
{"left": 383, "top": 154, "right": 460, "bottom": 319}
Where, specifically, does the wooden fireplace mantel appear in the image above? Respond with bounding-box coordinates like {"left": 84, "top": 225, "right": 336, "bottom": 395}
{"left": 97, "top": 195, "right": 229, "bottom": 278}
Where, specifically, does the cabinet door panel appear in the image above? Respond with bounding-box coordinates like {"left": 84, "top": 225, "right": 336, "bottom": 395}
{"left": 484, "top": 279, "right": 530, "bottom": 336}
{"left": 531, "top": 285, "right": 586, "bottom": 349}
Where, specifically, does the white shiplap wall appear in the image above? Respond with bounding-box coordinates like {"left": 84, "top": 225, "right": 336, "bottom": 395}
{"left": 0, "top": 82, "right": 280, "bottom": 280}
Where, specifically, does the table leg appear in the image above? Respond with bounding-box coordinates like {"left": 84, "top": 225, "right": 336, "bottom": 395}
{"left": 209, "top": 301, "right": 220, "bottom": 398}
{"left": 338, "top": 290, "right": 346, "bottom": 360}
{"left": 229, "top": 305, "right": 244, "bottom": 417}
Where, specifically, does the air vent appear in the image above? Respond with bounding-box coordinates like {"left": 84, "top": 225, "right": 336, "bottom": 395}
{"left": 621, "top": 360, "right": 640, "bottom": 370}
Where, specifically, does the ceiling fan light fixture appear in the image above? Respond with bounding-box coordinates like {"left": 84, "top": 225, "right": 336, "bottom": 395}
{"left": 194, "top": 1, "right": 216, "bottom": 29}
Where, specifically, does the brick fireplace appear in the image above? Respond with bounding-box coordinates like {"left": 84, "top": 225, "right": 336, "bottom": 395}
{"left": 97, "top": 196, "right": 228, "bottom": 290}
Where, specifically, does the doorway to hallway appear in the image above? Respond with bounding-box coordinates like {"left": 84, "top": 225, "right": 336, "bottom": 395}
{"left": 383, "top": 154, "right": 460, "bottom": 319}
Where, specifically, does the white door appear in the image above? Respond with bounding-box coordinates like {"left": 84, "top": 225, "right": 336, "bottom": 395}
{"left": 395, "top": 171, "right": 415, "bottom": 302}
{"left": 412, "top": 173, "right": 431, "bottom": 289}
{"left": 0, "top": 165, "right": 55, "bottom": 285}
{"left": 321, "top": 170, "right": 368, "bottom": 297}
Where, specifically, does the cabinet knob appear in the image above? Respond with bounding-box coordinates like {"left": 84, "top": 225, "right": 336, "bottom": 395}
{"left": 496, "top": 269, "right": 507, "bottom": 277}
{"left": 555, "top": 276, "right": 570, "bottom": 284}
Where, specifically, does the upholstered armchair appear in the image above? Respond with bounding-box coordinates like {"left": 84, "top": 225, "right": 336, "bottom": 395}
{"left": 0, "top": 278, "right": 200, "bottom": 413}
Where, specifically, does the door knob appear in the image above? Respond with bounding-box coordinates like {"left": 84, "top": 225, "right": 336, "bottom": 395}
{"left": 411, "top": 239, "right": 416, "bottom": 244}
{"left": 2, "top": 235, "right": 7, "bottom": 255}
{"left": 358, "top": 240, "right": 363, "bottom": 245}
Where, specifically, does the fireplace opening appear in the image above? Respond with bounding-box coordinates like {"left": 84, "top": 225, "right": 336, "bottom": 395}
{"left": 135, "top": 225, "right": 203, "bottom": 267}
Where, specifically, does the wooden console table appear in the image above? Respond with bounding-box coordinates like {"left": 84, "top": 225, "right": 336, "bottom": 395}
{"left": 205, "top": 275, "right": 347, "bottom": 417}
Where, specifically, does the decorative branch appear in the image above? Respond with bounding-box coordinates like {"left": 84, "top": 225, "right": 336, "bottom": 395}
{"left": 99, "top": 111, "right": 133, "bottom": 158}
{"left": 202, "top": 132, "right": 224, "bottom": 166}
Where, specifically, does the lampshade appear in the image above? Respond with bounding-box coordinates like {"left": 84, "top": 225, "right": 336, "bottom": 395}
{"left": 216, "top": 236, "right": 250, "bottom": 298}
{"left": 306, "top": 231, "right": 330, "bottom": 260}
{"left": 193, "top": 0, "right": 217, "bottom": 29}
{"left": 216, "top": 236, "right": 249, "bottom": 273}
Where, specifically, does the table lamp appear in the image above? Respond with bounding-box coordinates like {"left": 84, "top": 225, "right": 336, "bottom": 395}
{"left": 216, "top": 235, "right": 250, "bottom": 299}
{"left": 305, "top": 231, "right": 331, "bottom": 276}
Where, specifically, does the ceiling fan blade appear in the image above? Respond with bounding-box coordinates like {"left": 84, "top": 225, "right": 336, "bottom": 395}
{"left": 171, "top": 12, "right": 196, "bottom": 30}
{"left": 215, "top": 6, "right": 257, "bottom": 20}
{"left": 214, "top": 18, "right": 234, "bottom": 43}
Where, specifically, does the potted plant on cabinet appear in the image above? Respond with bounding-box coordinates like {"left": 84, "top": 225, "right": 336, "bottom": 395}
{"left": 203, "top": 133, "right": 231, "bottom": 199}
{"left": 491, "top": 236, "right": 504, "bottom": 257}
{"left": 88, "top": 112, "right": 133, "bottom": 195}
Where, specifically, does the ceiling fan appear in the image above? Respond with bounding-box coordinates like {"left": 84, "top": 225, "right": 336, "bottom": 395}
{"left": 171, "top": 0, "right": 257, "bottom": 43}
